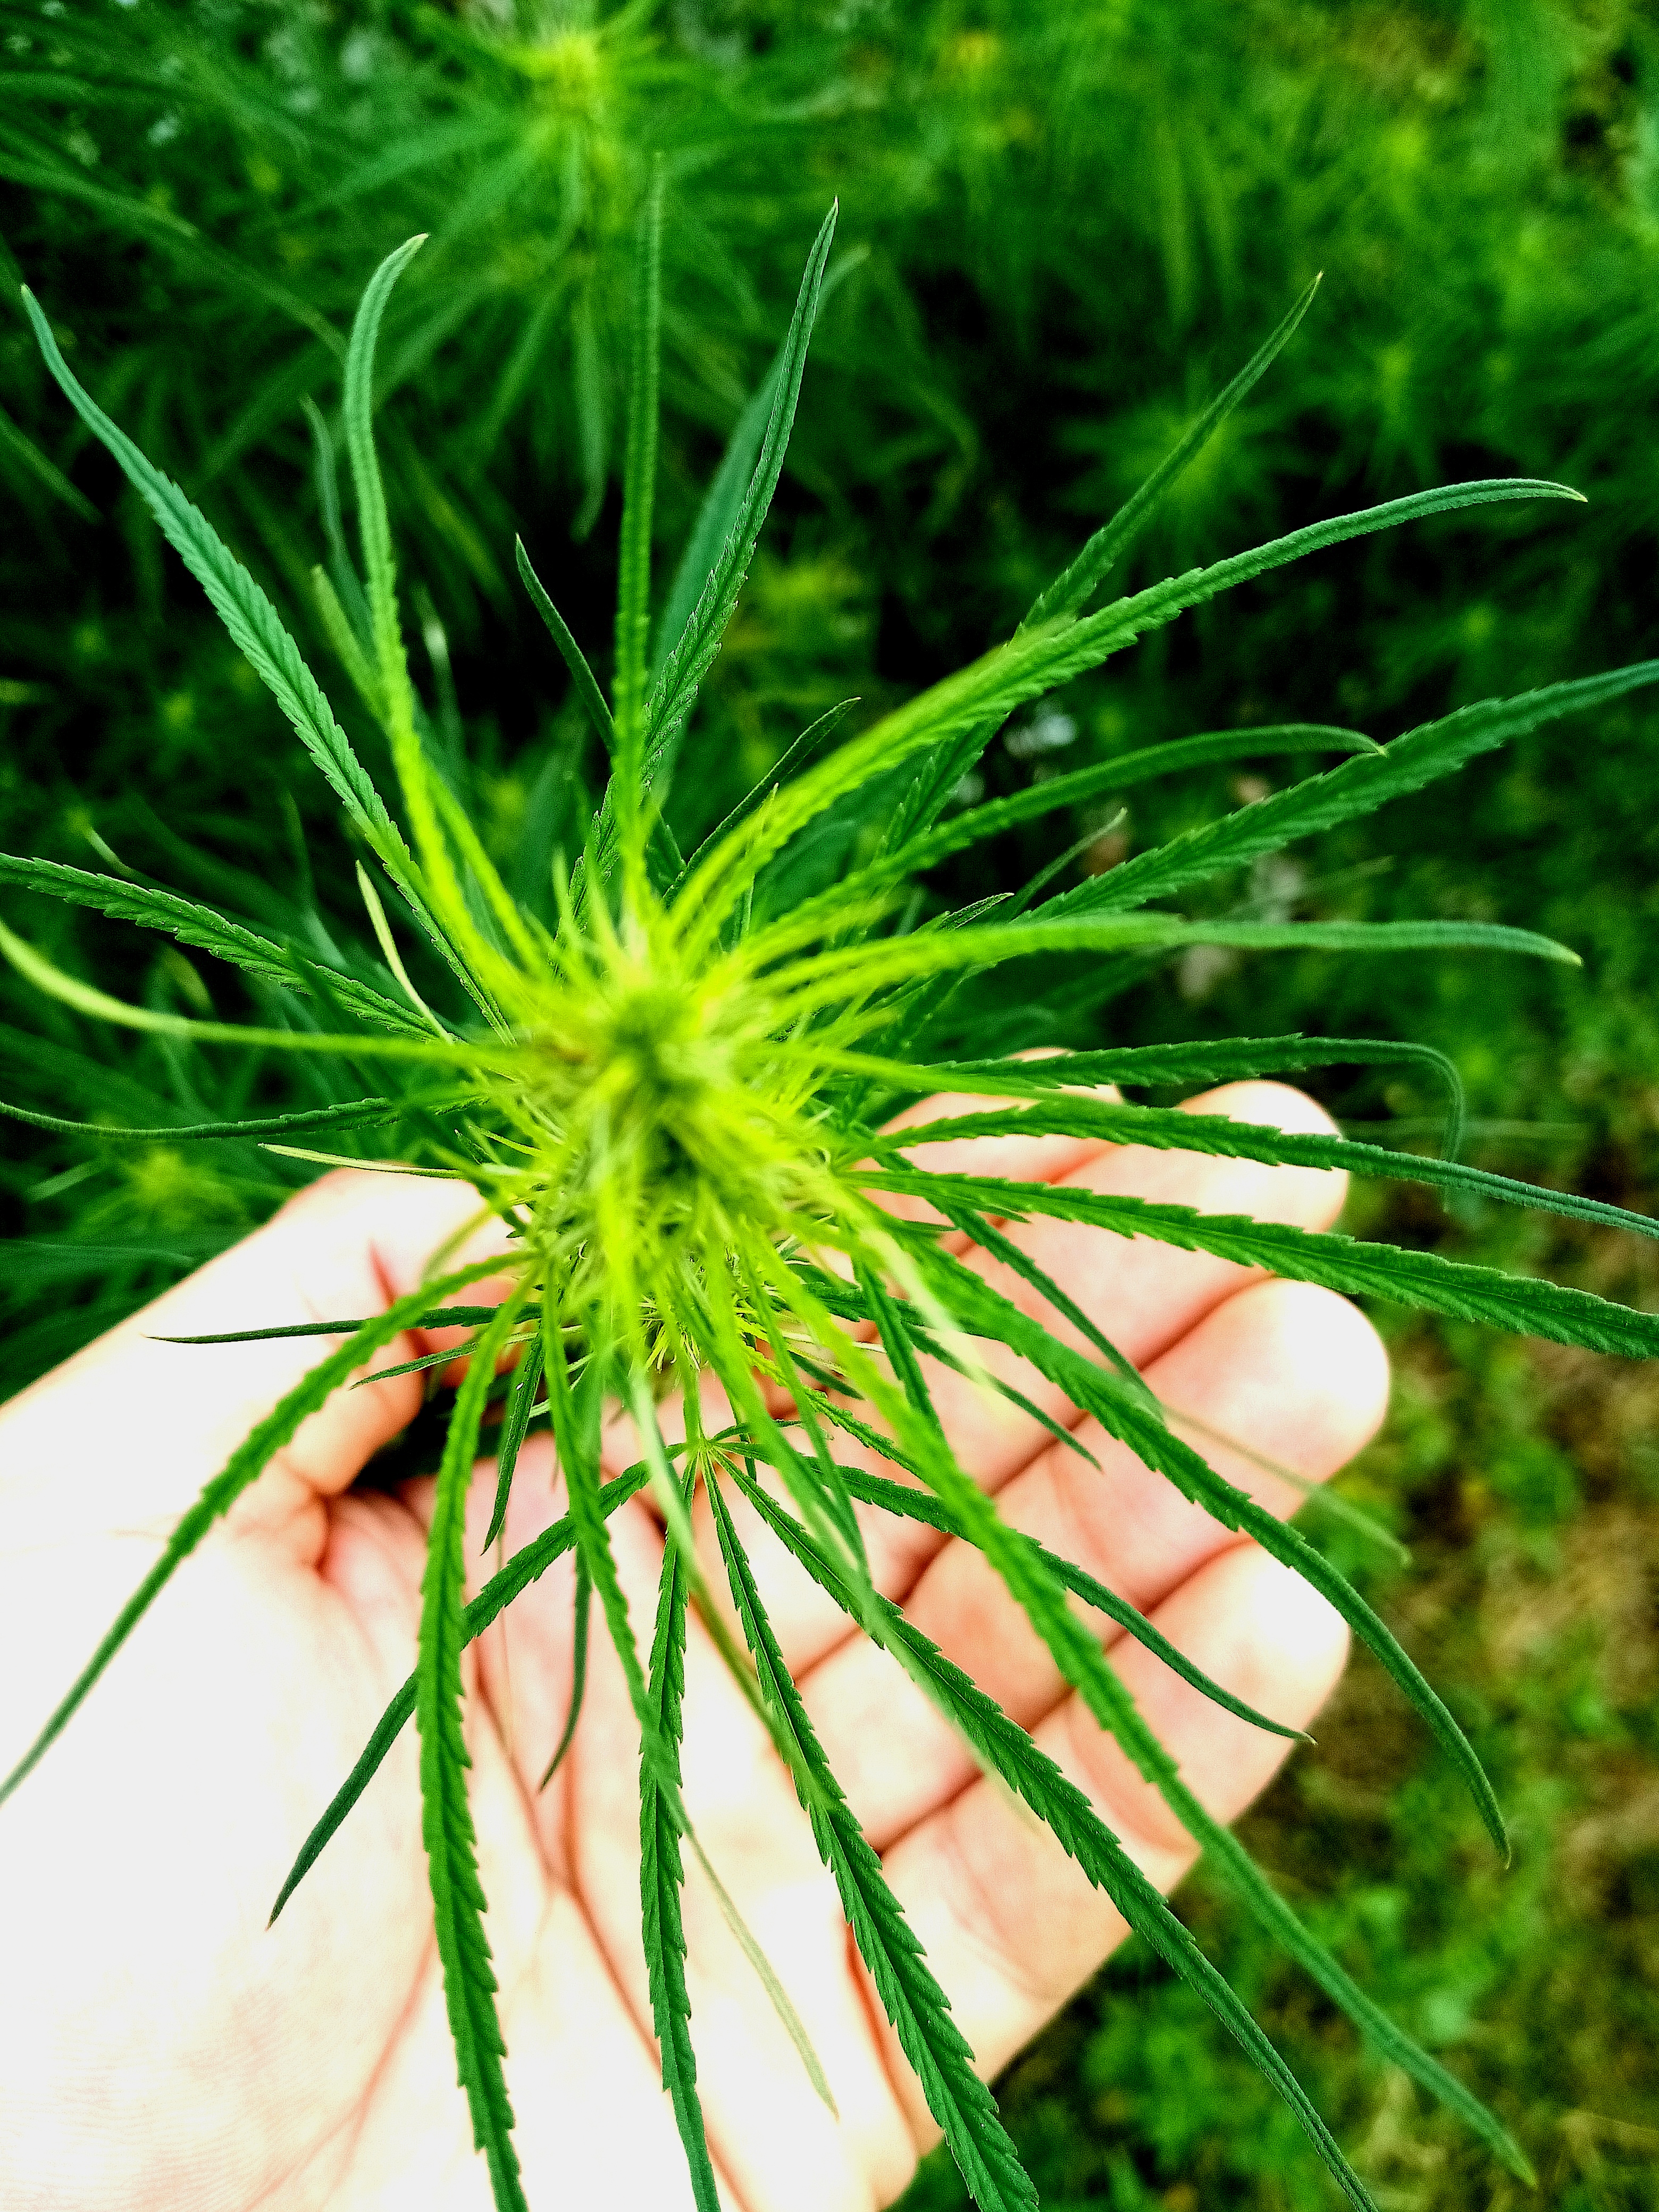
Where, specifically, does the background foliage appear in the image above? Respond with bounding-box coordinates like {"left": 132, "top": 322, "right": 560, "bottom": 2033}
{"left": 2, "top": 0, "right": 1656, "bottom": 2201}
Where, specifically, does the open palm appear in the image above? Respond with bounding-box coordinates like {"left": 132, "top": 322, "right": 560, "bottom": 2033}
{"left": 0, "top": 1081, "right": 1385, "bottom": 2212}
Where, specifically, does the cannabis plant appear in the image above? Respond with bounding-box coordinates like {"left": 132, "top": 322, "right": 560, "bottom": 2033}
{"left": 6, "top": 190, "right": 1659, "bottom": 2212}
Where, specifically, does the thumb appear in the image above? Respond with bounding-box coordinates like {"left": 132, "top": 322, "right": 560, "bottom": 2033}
{"left": 0, "top": 1169, "right": 518, "bottom": 1557}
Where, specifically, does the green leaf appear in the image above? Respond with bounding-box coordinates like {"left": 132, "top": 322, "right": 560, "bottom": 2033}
{"left": 154, "top": 1304, "right": 521, "bottom": 1347}
{"left": 0, "top": 1093, "right": 443, "bottom": 1145}
{"left": 538, "top": 1551, "right": 590, "bottom": 1790}
{"left": 811, "top": 1300, "right": 1526, "bottom": 2175}
{"left": 0, "top": 1254, "right": 510, "bottom": 1809}
{"left": 269, "top": 1463, "right": 652, "bottom": 1926}
{"left": 650, "top": 368, "right": 779, "bottom": 686}
{"left": 904, "top": 1034, "right": 1465, "bottom": 1160}
{"left": 639, "top": 1482, "right": 721, "bottom": 2212}
{"left": 860, "top": 1093, "right": 1659, "bottom": 1248}
{"left": 850, "top": 1265, "right": 1320, "bottom": 1847}
{"left": 650, "top": 247, "right": 864, "bottom": 688}
{"left": 722, "top": 1463, "right": 1380, "bottom": 2212}
{"left": 760, "top": 913, "right": 1578, "bottom": 1014}
{"left": 1070, "top": 477, "right": 1583, "bottom": 666}
{"left": 19, "top": 288, "right": 398, "bottom": 852}
{"left": 353, "top": 858, "right": 450, "bottom": 1035}
{"left": 0, "top": 914, "right": 495, "bottom": 1067}
{"left": 301, "top": 393, "right": 372, "bottom": 645}
{"left": 341, "top": 233, "right": 426, "bottom": 734}
{"left": 0, "top": 853, "right": 428, "bottom": 1034}
{"left": 891, "top": 281, "right": 1326, "bottom": 837}
{"left": 684, "top": 482, "right": 1581, "bottom": 945}
{"left": 514, "top": 536, "right": 617, "bottom": 752}
{"left": 1027, "top": 278, "right": 1325, "bottom": 628}
{"left": 887, "top": 481, "right": 1577, "bottom": 859}
{"left": 823, "top": 1459, "right": 1305, "bottom": 1743}
{"left": 415, "top": 1289, "right": 530, "bottom": 2212}
{"left": 312, "top": 563, "right": 385, "bottom": 719}
{"left": 706, "top": 1469, "right": 1037, "bottom": 2212}
{"left": 483, "top": 1336, "right": 544, "bottom": 1554}
{"left": 928, "top": 1193, "right": 1161, "bottom": 1398}
{"left": 884, "top": 1174, "right": 1659, "bottom": 1358}
{"left": 671, "top": 698, "right": 859, "bottom": 894}
{"left": 751, "top": 1432, "right": 1524, "bottom": 2180}
{"left": 910, "top": 1238, "right": 1509, "bottom": 1859}
{"left": 1163, "top": 1779, "right": 1535, "bottom": 2182}
{"left": 1047, "top": 661, "right": 1659, "bottom": 919}
{"left": 691, "top": 1263, "right": 877, "bottom": 1601}
{"left": 859, "top": 722, "right": 1380, "bottom": 887}
{"left": 613, "top": 158, "right": 665, "bottom": 794}
{"left": 336, "top": 239, "right": 510, "bottom": 1028}
{"left": 736, "top": 1236, "right": 868, "bottom": 1563}
{"left": 20, "top": 272, "right": 494, "bottom": 1027}
{"left": 541, "top": 1310, "right": 659, "bottom": 1738}
{"left": 851, "top": 1262, "right": 1344, "bottom": 1873}
{"left": 642, "top": 204, "right": 839, "bottom": 784}
{"left": 0, "top": 391, "right": 99, "bottom": 520}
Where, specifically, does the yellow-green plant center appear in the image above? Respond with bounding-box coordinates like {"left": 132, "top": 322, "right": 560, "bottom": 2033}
{"left": 501, "top": 928, "right": 831, "bottom": 1296}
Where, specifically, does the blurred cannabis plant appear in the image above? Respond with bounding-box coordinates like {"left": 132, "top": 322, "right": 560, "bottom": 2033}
{"left": 7, "top": 187, "right": 1659, "bottom": 2212}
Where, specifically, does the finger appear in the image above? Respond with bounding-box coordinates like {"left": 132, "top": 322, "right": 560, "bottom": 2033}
{"left": 803, "top": 1276, "right": 1388, "bottom": 1848}
{"left": 698, "top": 1082, "right": 1351, "bottom": 1679}
{"left": 0, "top": 1168, "right": 515, "bottom": 1560}
{"left": 874, "top": 1541, "right": 1351, "bottom": 2139}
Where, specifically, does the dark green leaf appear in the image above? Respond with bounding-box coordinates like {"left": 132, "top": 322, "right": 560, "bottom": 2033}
{"left": 538, "top": 1551, "right": 590, "bottom": 1791}
{"left": 483, "top": 1336, "right": 544, "bottom": 1554}
{"left": 613, "top": 159, "right": 665, "bottom": 784}
{"left": 415, "top": 1290, "right": 529, "bottom": 2212}
{"left": 861, "top": 1095, "right": 1659, "bottom": 1247}
{"left": 642, "top": 204, "right": 839, "bottom": 784}
{"left": 19, "top": 289, "right": 397, "bottom": 852}
{"left": 707, "top": 1469, "right": 1037, "bottom": 2212}
{"left": 824, "top": 1459, "right": 1304, "bottom": 1742}
{"left": 909, "top": 1239, "right": 1507, "bottom": 1858}
{"left": 269, "top": 1463, "right": 651, "bottom": 1925}
{"left": 0, "top": 1092, "right": 445, "bottom": 1144}
{"left": 723, "top": 1463, "right": 1379, "bottom": 2212}
{"left": 0, "top": 853, "right": 428, "bottom": 1034}
{"left": 873, "top": 1172, "right": 1659, "bottom": 1358}
{"left": 1048, "top": 662, "right": 1659, "bottom": 919}
{"left": 1028, "top": 279, "right": 1325, "bottom": 628}
{"left": 639, "top": 1481, "right": 721, "bottom": 2212}
{"left": 908, "top": 1035, "right": 1465, "bottom": 1160}
{"left": 515, "top": 536, "right": 616, "bottom": 752}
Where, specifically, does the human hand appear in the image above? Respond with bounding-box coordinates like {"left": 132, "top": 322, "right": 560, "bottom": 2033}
{"left": 0, "top": 1080, "right": 1386, "bottom": 2212}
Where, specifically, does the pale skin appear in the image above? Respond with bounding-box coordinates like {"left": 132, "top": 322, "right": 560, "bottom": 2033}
{"left": 0, "top": 1080, "right": 1388, "bottom": 2211}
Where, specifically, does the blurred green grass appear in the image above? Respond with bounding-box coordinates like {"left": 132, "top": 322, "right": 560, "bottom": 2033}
{"left": 3, "top": 1, "right": 1657, "bottom": 2200}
